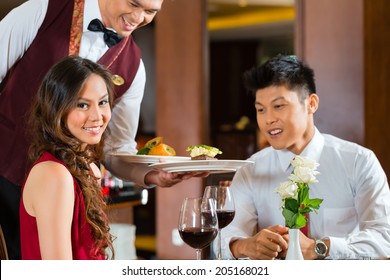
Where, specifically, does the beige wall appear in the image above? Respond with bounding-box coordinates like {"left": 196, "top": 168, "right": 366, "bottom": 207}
{"left": 295, "top": 0, "right": 390, "bottom": 176}
{"left": 154, "top": 0, "right": 209, "bottom": 260}
{"left": 295, "top": 0, "right": 364, "bottom": 144}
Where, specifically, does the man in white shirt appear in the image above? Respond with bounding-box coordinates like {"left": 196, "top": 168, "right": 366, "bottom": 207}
{"left": 221, "top": 55, "right": 390, "bottom": 260}
{"left": 0, "top": 0, "right": 204, "bottom": 259}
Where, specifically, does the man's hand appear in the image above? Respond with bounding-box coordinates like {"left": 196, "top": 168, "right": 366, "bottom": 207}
{"left": 230, "top": 225, "right": 289, "bottom": 260}
{"left": 278, "top": 229, "right": 320, "bottom": 260}
{"left": 299, "top": 232, "right": 330, "bottom": 260}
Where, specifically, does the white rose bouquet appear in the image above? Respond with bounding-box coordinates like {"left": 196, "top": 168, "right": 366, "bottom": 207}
{"left": 275, "top": 156, "right": 323, "bottom": 229}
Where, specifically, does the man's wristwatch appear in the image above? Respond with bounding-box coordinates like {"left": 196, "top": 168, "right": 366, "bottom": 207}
{"left": 314, "top": 239, "right": 328, "bottom": 259}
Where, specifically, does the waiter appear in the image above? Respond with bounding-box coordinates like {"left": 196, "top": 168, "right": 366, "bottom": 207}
{"left": 0, "top": 0, "right": 199, "bottom": 259}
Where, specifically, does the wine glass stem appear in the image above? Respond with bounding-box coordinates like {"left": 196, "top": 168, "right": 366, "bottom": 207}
{"left": 217, "top": 229, "right": 222, "bottom": 260}
{"left": 196, "top": 249, "right": 202, "bottom": 260}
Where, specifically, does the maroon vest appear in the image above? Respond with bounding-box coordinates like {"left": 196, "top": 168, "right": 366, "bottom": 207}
{"left": 0, "top": 0, "right": 141, "bottom": 185}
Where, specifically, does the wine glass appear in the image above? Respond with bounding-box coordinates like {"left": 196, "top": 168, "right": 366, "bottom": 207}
{"left": 178, "top": 197, "right": 218, "bottom": 260}
{"left": 203, "top": 185, "right": 235, "bottom": 260}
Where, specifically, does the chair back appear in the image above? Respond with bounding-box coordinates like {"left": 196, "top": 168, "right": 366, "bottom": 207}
{"left": 0, "top": 225, "right": 9, "bottom": 260}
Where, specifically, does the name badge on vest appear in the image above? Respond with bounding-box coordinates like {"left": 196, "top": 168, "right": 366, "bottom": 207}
{"left": 112, "top": 74, "right": 125, "bottom": 86}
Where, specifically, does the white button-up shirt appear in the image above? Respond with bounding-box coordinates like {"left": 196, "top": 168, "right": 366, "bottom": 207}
{"left": 222, "top": 127, "right": 390, "bottom": 259}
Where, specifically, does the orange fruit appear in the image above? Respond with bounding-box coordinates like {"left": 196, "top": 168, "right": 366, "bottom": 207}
{"left": 148, "top": 143, "right": 176, "bottom": 156}
{"left": 144, "top": 136, "right": 163, "bottom": 149}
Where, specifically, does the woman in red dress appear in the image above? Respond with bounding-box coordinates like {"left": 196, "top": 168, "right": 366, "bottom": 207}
{"left": 20, "top": 56, "right": 114, "bottom": 260}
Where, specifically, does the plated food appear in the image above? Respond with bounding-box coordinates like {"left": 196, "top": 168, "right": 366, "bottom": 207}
{"left": 150, "top": 159, "right": 254, "bottom": 174}
{"left": 112, "top": 154, "right": 190, "bottom": 164}
{"left": 113, "top": 138, "right": 252, "bottom": 172}
{"left": 137, "top": 137, "right": 176, "bottom": 156}
{"left": 186, "top": 144, "right": 222, "bottom": 160}
{"left": 136, "top": 138, "right": 222, "bottom": 160}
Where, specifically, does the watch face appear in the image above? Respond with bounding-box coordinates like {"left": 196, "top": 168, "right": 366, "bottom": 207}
{"left": 316, "top": 243, "right": 326, "bottom": 254}
{"left": 315, "top": 240, "right": 328, "bottom": 258}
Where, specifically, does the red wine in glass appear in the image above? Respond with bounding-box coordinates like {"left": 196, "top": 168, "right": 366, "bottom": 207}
{"left": 178, "top": 197, "right": 218, "bottom": 260}
{"left": 216, "top": 210, "right": 235, "bottom": 229}
{"left": 201, "top": 210, "right": 235, "bottom": 229}
{"left": 179, "top": 227, "right": 218, "bottom": 249}
{"left": 203, "top": 185, "right": 235, "bottom": 260}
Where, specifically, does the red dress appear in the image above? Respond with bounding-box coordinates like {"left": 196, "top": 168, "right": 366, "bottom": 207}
{"left": 20, "top": 152, "right": 104, "bottom": 260}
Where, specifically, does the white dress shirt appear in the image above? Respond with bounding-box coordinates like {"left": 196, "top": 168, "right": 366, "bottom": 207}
{"left": 0, "top": 0, "right": 152, "bottom": 185}
{"left": 221, "top": 127, "right": 390, "bottom": 259}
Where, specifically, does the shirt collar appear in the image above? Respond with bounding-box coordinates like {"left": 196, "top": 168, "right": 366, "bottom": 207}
{"left": 300, "top": 127, "right": 324, "bottom": 164}
{"left": 83, "top": 0, "right": 103, "bottom": 32}
{"left": 276, "top": 149, "right": 296, "bottom": 174}
{"left": 275, "top": 127, "right": 324, "bottom": 173}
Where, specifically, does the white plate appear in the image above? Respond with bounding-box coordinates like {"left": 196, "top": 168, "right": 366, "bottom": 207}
{"left": 150, "top": 160, "right": 254, "bottom": 174}
{"left": 111, "top": 154, "right": 191, "bottom": 164}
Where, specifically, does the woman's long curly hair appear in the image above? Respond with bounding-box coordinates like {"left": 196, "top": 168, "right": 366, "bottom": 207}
{"left": 28, "top": 56, "right": 115, "bottom": 259}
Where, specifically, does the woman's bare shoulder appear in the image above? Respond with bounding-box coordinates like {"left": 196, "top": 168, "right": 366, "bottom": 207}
{"left": 23, "top": 160, "right": 75, "bottom": 216}
{"left": 29, "top": 160, "right": 73, "bottom": 184}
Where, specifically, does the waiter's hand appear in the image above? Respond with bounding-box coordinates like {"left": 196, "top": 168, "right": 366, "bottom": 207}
{"left": 230, "top": 225, "right": 289, "bottom": 260}
{"left": 145, "top": 169, "right": 209, "bottom": 188}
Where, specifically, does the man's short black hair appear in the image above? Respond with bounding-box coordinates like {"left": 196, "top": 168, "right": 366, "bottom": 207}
{"left": 243, "top": 54, "right": 316, "bottom": 102}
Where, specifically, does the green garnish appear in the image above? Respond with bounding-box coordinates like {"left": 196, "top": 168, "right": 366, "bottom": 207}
{"left": 186, "top": 144, "right": 222, "bottom": 157}
{"left": 136, "top": 147, "right": 150, "bottom": 155}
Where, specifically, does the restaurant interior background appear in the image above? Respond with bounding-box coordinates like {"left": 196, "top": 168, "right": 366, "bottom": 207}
{"left": 1, "top": 0, "right": 389, "bottom": 260}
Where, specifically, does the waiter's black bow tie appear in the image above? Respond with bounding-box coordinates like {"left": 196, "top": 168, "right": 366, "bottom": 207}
{"left": 87, "top": 18, "right": 123, "bottom": 47}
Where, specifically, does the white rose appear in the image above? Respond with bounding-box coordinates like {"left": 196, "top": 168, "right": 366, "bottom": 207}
{"left": 275, "top": 180, "right": 299, "bottom": 200}
{"left": 291, "top": 156, "right": 319, "bottom": 170}
{"left": 289, "top": 166, "right": 319, "bottom": 184}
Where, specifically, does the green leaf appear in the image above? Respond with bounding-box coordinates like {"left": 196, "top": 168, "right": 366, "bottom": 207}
{"left": 298, "top": 184, "right": 309, "bottom": 204}
{"left": 285, "top": 198, "right": 299, "bottom": 212}
{"left": 299, "top": 206, "right": 311, "bottom": 214}
{"left": 307, "top": 198, "right": 323, "bottom": 209}
{"left": 295, "top": 213, "right": 307, "bottom": 228}
{"left": 136, "top": 147, "right": 150, "bottom": 155}
{"left": 282, "top": 208, "right": 296, "bottom": 228}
